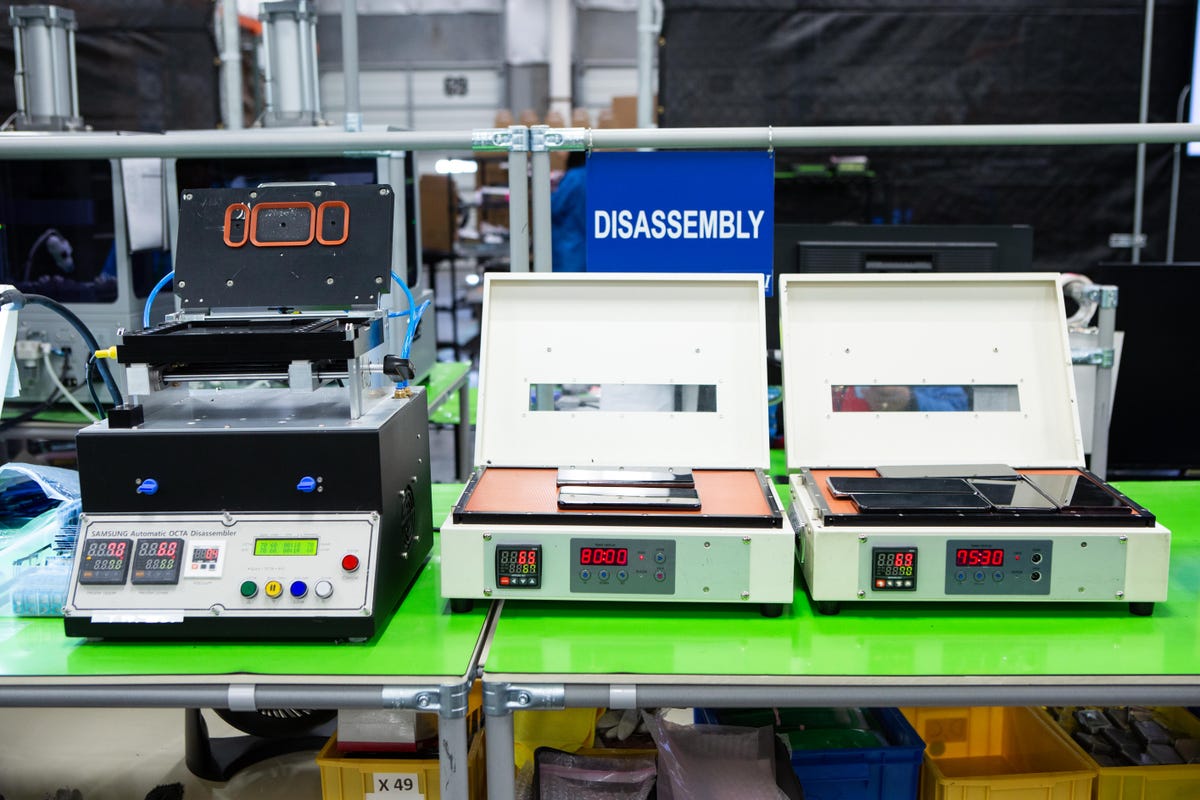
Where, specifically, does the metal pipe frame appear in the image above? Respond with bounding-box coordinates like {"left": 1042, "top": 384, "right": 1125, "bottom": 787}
{"left": 341, "top": 0, "right": 362, "bottom": 131}
{"left": 584, "top": 122, "right": 1200, "bottom": 150}
{"left": 4, "top": 122, "right": 1199, "bottom": 162}
{"left": 1131, "top": 0, "right": 1155, "bottom": 264}
{"left": 11, "top": 25, "right": 25, "bottom": 118}
{"left": 635, "top": 0, "right": 657, "bottom": 128}
{"left": 507, "top": 126, "right": 531, "bottom": 272}
{"left": 219, "top": 0, "right": 242, "bottom": 130}
{"left": 530, "top": 128, "right": 553, "bottom": 272}
{"left": 0, "top": 129, "right": 474, "bottom": 158}
{"left": 481, "top": 677, "right": 1200, "bottom": 800}
{"left": 1090, "top": 285, "right": 1119, "bottom": 480}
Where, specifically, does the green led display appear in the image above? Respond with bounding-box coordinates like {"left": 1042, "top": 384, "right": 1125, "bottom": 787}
{"left": 253, "top": 538, "right": 319, "bottom": 556}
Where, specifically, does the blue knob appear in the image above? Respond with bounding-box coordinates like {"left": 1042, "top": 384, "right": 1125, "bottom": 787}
{"left": 297, "top": 476, "right": 317, "bottom": 493}
{"left": 137, "top": 479, "right": 159, "bottom": 495}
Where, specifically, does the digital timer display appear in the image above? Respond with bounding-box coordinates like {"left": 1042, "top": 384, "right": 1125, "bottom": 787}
{"left": 131, "top": 538, "right": 185, "bottom": 585}
{"left": 955, "top": 548, "right": 1004, "bottom": 567}
{"left": 78, "top": 538, "right": 133, "bottom": 584}
{"left": 495, "top": 545, "right": 542, "bottom": 588}
{"left": 579, "top": 547, "right": 628, "bottom": 566}
{"left": 871, "top": 547, "right": 918, "bottom": 591}
{"left": 254, "top": 538, "right": 319, "bottom": 557}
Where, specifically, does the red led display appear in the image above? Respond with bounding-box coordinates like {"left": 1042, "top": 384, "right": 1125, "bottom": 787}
{"left": 579, "top": 547, "right": 628, "bottom": 566}
{"left": 955, "top": 548, "right": 1005, "bottom": 567}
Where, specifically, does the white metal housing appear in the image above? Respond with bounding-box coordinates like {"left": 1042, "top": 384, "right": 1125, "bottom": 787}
{"left": 475, "top": 273, "right": 770, "bottom": 470}
{"left": 780, "top": 273, "right": 1086, "bottom": 470}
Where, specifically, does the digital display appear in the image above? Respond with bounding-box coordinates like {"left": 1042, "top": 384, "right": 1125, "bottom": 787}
{"left": 955, "top": 548, "right": 1005, "bottom": 567}
{"left": 131, "top": 537, "right": 185, "bottom": 585}
{"left": 579, "top": 547, "right": 628, "bottom": 566}
{"left": 871, "top": 547, "right": 918, "bottom": 591}
{"left": 495, "top": 545, "right": 541, "bottom": 588}
{"left": 78, "top": 538, "right": 133, "bottom": 584}
{"left": 254, "top": 538, "right": 319, "bottom": 556}
{"left": 192, "top": 546, "right": 221, "bottom": 564}
{"left": 875, "top": 550, "right": 914, "bottom": 576}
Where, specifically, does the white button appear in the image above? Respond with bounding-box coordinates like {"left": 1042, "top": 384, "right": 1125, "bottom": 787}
{"left": 314, "top": 580, "right": 334, "bottom": 599}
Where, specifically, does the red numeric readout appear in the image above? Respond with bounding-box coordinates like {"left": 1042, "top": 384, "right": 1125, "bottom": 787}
{"left": 955, "top": 548, "right": 1005, "bottom": 567}
{"left": 579, "top": 547, "right": 628, "bottom": 566}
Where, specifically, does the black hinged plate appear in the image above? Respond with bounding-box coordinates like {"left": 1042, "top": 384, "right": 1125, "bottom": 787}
{"left": 174, "top": 184, "right": 394, "bottom": 310}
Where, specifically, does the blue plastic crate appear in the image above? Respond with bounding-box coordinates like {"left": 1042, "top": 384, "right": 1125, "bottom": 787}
{"left": 694, "top": 707, "right": 924, "bottom": 800}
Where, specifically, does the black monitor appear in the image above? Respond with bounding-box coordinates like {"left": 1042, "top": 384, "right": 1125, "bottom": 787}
{"left": 1081, "top": 262, "right": 1200, "bottom": 477}
{"left": 788, "top": 223, "right": 1034, "bottom": 274}
{"left": 767, "top": 224, "right": 1035, "bottom": 381}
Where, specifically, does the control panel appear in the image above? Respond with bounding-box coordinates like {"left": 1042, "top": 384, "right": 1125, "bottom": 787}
{"left": 467, "top": 530, "right": 758, "bottom": 602}
{"left": 944, "top": 539, "right": 1052, "bottom": 596}
{"left": 870, "top": 547, "right": 918, "bottom": 591}
{"left": 495, "top": 545, "right": 542, "bottom": 588}
{"left": 66, "top": 513, "right": 379, "bottom": 621}
{"left": 842, "top": 533, "right": 1130, "bottom": 601}
{"left": 568, "top": 538, "right": 676, "bottom": 595}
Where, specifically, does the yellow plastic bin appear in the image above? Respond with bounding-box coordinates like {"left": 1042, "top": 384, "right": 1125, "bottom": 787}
{"left": 1038, "top": 706, "right": 1200, "bottom": 800}
{"left": 901, "top": 707, "right": 1095, "bottom": 800}
{"left": 317, "top": 687, "right": 484, "bottom": 800}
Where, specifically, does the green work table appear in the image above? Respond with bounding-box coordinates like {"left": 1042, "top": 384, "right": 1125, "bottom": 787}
{"left": 423, "top": 361, "right": 473, "bottom": 481}
{"left": 478, "top": 481, "right": 1200, "bottom": 800}
{"left": 0, "top": 550, "right": 490, "bottom": 799}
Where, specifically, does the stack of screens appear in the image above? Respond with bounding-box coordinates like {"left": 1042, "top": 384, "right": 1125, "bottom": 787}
{"left": 827, "top": 473, "right": 1132, "bottom": 515}
{"left": 556, "top": 468, "right": 701, "bottom": 510}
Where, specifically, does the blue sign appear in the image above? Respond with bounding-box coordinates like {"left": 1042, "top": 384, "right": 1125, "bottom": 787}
{"left": 586, "top": 150, "right": 775, "bottom": 293}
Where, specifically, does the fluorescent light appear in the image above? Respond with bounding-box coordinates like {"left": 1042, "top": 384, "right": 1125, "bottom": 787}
{"left": 434, "top": 159, "right": 479, "bottom": 175}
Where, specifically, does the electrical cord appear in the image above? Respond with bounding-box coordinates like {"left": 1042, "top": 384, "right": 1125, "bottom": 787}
{"left": 41, "top": 349, "right": 98, "bottom": 422}
{"left": 0, "top": 288, "right": 124, "bottom": 407}
{"left": 85, "top": 354, "right": 104, "bottom": 419}
{"left": 143, "top": 269, "right": 174, "bottom": 329}
{"left": 389, "top": 271, "right": 430, "bottom": 387}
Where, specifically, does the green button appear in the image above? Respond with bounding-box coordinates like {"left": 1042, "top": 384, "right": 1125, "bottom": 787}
{"left": 240, "top": 580, "right": 258, "bottom": 598}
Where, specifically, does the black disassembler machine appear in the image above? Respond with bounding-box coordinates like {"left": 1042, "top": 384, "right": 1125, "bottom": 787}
{"left": 64, "top": 184, "right": 433, "bottom": 640}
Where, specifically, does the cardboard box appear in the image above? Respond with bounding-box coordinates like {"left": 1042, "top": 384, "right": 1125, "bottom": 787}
{"left": 419, "top": 174, "right": 458, "bottom": 254}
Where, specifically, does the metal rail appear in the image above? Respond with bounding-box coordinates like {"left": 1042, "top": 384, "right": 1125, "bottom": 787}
{"left": 0, "top": 128, "right": 473, "bottom": 158}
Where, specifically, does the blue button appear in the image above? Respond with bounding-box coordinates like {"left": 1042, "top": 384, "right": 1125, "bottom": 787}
{"left": 579, "top": 569, "right": 590, "bottom": 580}
{"left": 974, "top": 571, "right": 985, "bottom": 582}
{"left": 598, "top": 569, "right": 609, "bottom": 580}
{"left": 617, "top": 570, "right": 628, "bottom": 581}
{"left": 290, "top": 580, "right": 308, "bottom": 598}
{"left": 137, "top": 479, "right": 159, "bottom": 495}
{"left": 296, "top": 476, "right": 317, "bottom": 493}
{"left": 993, "top": 571, "right": 1004, "bottom": 582}
{"left": 654, "top": 552, "right": 665, "bottom": 563}
{"left": 955, "top": 570, "right": 967, "bottom": 582}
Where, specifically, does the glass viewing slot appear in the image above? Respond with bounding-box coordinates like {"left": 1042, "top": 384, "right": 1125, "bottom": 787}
{"left": 253, "top": 538, "right": 319, "bottom": 556}
{"left": 529, "top": 383, "right": 717, "bottom": 412}
{"left": 831, "top": 385, "right": 1020, "bottom": 413}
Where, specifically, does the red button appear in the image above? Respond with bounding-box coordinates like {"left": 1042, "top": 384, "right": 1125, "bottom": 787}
{"left": 875, "top": 579, "right": 885, "bottom": 588}
{"left": 341, "top": 554, "right": 360, "bottom": 572}
{"left": 500, "top": 576, "right": 511, "bottom": 585}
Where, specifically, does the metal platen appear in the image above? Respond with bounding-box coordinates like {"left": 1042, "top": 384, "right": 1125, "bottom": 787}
{"left": 173, "top": 184, "right": 394, "bottom": 311}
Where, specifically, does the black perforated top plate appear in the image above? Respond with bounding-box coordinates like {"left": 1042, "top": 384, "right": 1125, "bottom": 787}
{"left": 173, "top": 184, "right": 395, "bottom": 310}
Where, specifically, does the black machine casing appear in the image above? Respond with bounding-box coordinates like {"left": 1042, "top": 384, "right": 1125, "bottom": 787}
{"left": 65, "top": 184, "right": 433, "bottom": 641}
{"left": 66, "top": 390, "right": 432, "bottom": 640}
